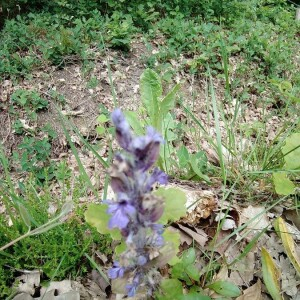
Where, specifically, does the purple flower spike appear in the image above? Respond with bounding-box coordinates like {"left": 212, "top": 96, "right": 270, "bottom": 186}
{"left": 108, "top": 262, "right": 125, "bottom": 279}
{"left": 111, "top": 109, "right": 133, "bottom": 151}
{"left": 107, "top": 109, "right": 167, "bottom": 297}
{"left": 132, "top": 126, "right": 163, "bottom": 171}
{"left": 107, "top": 201, "right": 136, "bottom": 229}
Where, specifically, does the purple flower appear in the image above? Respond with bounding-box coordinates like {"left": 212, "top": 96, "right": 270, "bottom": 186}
{"left": 126, "top": 275, "right": 141, "bottom": 297}
{"left": 146, "top": 168, "right": 168, "bottom": 191}
{"left": 107, "top": 200, "right": 136, "bottom": 229}
{"left": 111, "top": 109, "right": 133, "bottom": 151}
{"left": 108, "top": 262, "right": 125, "bottom": 279}
{"left": 133, "top": 127, "right": 164, "bottom": 171}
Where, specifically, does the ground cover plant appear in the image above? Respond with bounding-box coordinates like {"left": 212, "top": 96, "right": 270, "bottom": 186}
{"left": 0, "top": 0, "right": 300, "bottom": 299}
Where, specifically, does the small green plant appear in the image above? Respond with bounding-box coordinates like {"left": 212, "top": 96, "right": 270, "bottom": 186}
{"left": 12, "top": 136, "right": 54, "bottom": 182}
{"left": 11, "top": 89, "right": 48, "bottom": 111}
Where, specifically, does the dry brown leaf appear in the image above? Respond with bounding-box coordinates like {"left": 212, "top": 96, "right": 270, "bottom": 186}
{"left": 177, "top": 223, "right": 208, "bottom": 247}
{"left": 236, "top": 280, "right": 262, "bottom": 300}
{"left": 240, "top": 206, "right": 269, "bottom": 239}
{"left": 229, "top": 252, "right": 255, "bottom": 285}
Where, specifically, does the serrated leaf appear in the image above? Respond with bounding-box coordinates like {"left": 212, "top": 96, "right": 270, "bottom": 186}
{"left": 206, "top": 281, "right": 241, "bottom": 297}
{"left": 272, "top": 172, "right": 295, "bottom": 195}
{"left": 84, "top": 203, "right": 121, "bottom": 240}
{"left": 181, "top": 248, "right": 196, "bottom": 266}
{"left": 282, "top": 133, "right": 300, "bottom": 170}
{"left": 261, "top": 247, "right": 283, "bottom": 300}
{"left": 274, "top": 217, "right": 300, "bottom": 275}
{"left": 140, "top": 69, "right": 162, "bottom": 126}
{"left": 124, "top": 110, "right": 144, "bottom": 135}
{"left": 18, "top": 203, "right": 31, "bottom": 228}
{"left": 162, "top": 227, "right": 181, "bottom": 265}
{"left": 155, "top": 187, "right": 187, "bottom": 225}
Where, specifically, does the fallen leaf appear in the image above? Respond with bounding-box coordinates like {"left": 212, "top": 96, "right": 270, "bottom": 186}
{"left": 177, "top": 223, "right": 208, "bottom": 247}
{"left": 240, "top": 206, "right": 269, "bottom": 239}
{"left": 261, "top": 247, "right": 283, "bottom": 300}
{"left": 274, "top": 217, "right": 300, "bottom": 275}
{"left": 236, "top": 280, "right": 262, "bottom": 300}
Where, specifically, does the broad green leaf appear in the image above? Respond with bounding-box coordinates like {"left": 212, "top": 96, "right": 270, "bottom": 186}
{"left": 84, "top": 203, "right": 121, "bottom": 240}
{"left": 159, "top": 279, "right": 183, "bottom": 300}
{"left": 162, "top": 227, "right": 181, "bottom": 265}
{"left": 186, "top": 265, "right": 200, "bottom": 281}
{"left": 155, "top": 187, "right": 187, "bottom": 225}
{"left": 140, "top": 69, "right": 162, "bottom": 126}
{"left": 282, "top": 133, "right": 300, "bottom": 170}
{"left": 206, "top": 281, "right": 241, "bottom": 297}
{"left": 160, "top": 83, "right": 180, "bottom": 117}
{"left": 18, "top": 203, "right": 31, "bottom": 228}
{"left": 171, "top": 263, "right": 192, "bottom": 285}
{"left": 261, "top": 247, "right": 283, "bottom": 300}
{"left": 124, "top": 110, "right": 145, "bottom": 135}
{"left": 274, "top": 217, "right": 300, "bottom": 275}
{"left": 181, "top": 294, "right": 211, "bottom": 300}
{"left": 181, "top": 248, "right": 196, "bottom": 266}
{"left": 273, "top": 172, "right": 295, "bottom": 195}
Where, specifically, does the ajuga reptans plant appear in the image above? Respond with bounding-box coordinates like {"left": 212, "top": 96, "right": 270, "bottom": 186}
{"left": 107, "top": 108, "right": 168, "bottom": 297}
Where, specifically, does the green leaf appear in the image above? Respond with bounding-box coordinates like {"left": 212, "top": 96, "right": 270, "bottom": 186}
{"left": 115, "top": 241, "right": 126, "bottom": 255}
{"left": 97, "top": 114, "right": 109, "bottom": 123}
{"left": 124, "top": 110, "right": 145, "bottom": 135}
{"left": 261, "top": 247, "right": 283, "bottom": 300}
{"left": 84, "top": 203, "right": 121, "bottom": 240}
{"left": 160, "top": 83, "right": 180, "bottom": 117}
{"left": 18, "top": 203, "right": 31, "bottom": 228}
{"left": 181, "top": 293, "right": 211, "bottom": 300}
{"left": 206, "top": 281, "right": 241, "bottom": 297}
{"left": 181, "top": 248, "right": 196, "bottom": 266}
{"left": 186, "top": 265, "right": 200, "bottom": 281}
{"left": 155, "top": 187, "right": 187, "bottom": 225}
{"left": 140, "top": 69, "right": 162, "bottom": 126}
{"left": 96, "top": 126, "right": 106, "bottom": 135}
{"left": 273, "top": 172, "right": 295, "bottom": 195}
{"left": 162, "top": 227, "right": 181, "bottom": 265}
{"left": 282, "top": 133, "right": 300, "bottom": 170}
{"left": 274, "top": 218, "right": 300, "bottom": 275}
{"left": 189, "top": 154, "right": 210, "bottom": 182}
{"left": 177, "top": 145, "right": 190, "bottom": 167}
{"left": 159, "top": 279, "right": 183, "bottom": 299}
